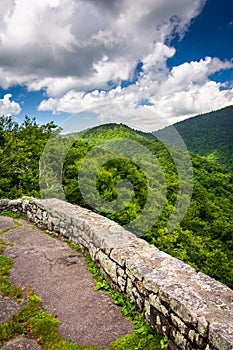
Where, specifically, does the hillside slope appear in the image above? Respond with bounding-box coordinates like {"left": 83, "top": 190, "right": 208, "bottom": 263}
{"left": 0, "top": 118, "right": 232, "bottom": 288}
{"left": 62, "top": 123, "right": 233, "bottom": 288}
{"left": 154, "top": 105, "right": 233, "bottom": 171}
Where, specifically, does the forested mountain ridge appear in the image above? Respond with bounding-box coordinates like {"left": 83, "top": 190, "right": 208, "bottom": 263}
{"left": 0, "top": 116, "right": 232, "bottom": 289}
{"left": 154, "top": 105, "right": 233, "bottom": 171}
{"left": 62, "top": 124, "right": 233, "bottom": 289}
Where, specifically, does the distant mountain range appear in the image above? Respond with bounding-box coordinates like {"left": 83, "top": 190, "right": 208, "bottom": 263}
{"left": 154, "top": 106, "right": 233, "bottom": 171}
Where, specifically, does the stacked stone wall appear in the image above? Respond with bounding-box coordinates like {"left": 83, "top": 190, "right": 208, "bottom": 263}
{"left": 0, "top": 198, "right": 232, "bottom": 350}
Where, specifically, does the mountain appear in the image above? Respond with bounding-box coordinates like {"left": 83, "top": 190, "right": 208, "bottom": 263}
{"left": 0, "top": 117, "right": 232, "bottom": 288}
{"left": 62, "top": 123, "right": 233, "bottom": 289}
{"left": 154, "top": 106, "right": 233, "bottom": 171}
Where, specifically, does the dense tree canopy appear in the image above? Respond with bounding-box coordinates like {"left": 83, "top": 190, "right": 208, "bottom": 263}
{"left": 0, "top": 116, "right": 57, "bottom": 198}
{"left": 154, "top": 105, "right": 233, "bottom": 171}
{"left": 0, "top": 117, "right": 232, "bottom": 289}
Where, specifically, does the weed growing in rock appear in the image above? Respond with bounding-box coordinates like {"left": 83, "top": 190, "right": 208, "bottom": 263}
{"left": 0, "top": 211, "right": 21, "bottom": 219}
{"left": 0, "top": 220, "right": 22, "bottom": 300}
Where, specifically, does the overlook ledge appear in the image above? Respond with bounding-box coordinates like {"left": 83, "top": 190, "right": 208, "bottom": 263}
{"left": 0, "top": 198, "right": 232, "bottom": 350}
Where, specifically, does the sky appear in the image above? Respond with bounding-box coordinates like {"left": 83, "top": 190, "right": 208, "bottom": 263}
{"left": 0, "top": 0, "right": 232, "bottom": 131}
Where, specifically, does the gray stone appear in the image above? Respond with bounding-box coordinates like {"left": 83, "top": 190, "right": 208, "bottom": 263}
{"left": 161, "top": 256, "right": 196, "bottom": 273}
{"left": 117, "top": 276, "right": 126, "bottom": 291}
{"left": 172, "top": 330, "right": 187, "bottom": 350}
{"left": 171, "top": 313, "right": 188, "bottom": 335}
{"left": 47, "top": 220, "right": 53, "bottom": 231}
{"left": 198, "top": 316, "right": 209, "bottom": 337}
{"left": 125, "top": 268, "right": 136, "bottom": 282}
{"left": 88, "top": 244, "right": 99, "bottom": 261}
{"left": 36, "top": 208, "right": 43, "bottom": 220}
{"left": 159, "top": 282, "right": 207, "bottom": 324}
{"left": 149, "top": 294, "right": 169, "bottom": 317}
{"left": 97, "top": 251, "right": 117, "bottom": 283}
{"left": 144, "top": 299, "right": 150, "bottom": 321}
{"left": 188, "top": 329, "right": 195, "bottom": 342}
{"left": 144, "top": 270, "right": 176, "bottom": 294}
{"left": 110, "top": 247, "right": 136, "bottom": 267}
{"left": 126, "top": 277, "right": 134, "bottom": 302}
{"left": 209, "top": 323, "right": 233, "bottom": 350}
{"left": 135, "top": 280, "right": 147, "bottom": 295}
{"left": 0, "top": 294, "right": 24, "bottom": 324}
{"left": 1, "top": 335, "right": 42, "bottom": 349}
{"left": 126, "top": 258, "right": 153, "bottom": 281}
{"left": 192, "top": 272, "right": 230, "bottom": 292}
{"left": 8, "top": 199, "right": 22, "bottom": 207}
{"left": 117, "top": 266, "right": 125, "bottom": 278}
{"left": 21, "top": 199, "right": 29, "bottom": 212}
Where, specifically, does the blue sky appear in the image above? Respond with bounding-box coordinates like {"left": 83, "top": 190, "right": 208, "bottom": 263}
{"left": 0, "top": 0, "right": 232, "bottom": 131}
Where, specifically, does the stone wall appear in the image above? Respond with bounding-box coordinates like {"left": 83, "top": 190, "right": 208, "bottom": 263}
{"left": 0, "top": 198, "right": 232, "bottom": 350}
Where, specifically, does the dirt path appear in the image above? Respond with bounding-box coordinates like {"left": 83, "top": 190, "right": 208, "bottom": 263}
{"left": 0, "top": 217, "right": 134, "bottom": 349}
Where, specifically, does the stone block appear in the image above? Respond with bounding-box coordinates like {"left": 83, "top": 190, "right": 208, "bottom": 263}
{"left": 160, "top": 255, "right": 196, "bottom": 273}
{"left": 88, "top": 245, "right": 99, "bottom": 261}
{"left": 110, "top": 247, "right": 136, "bottom": 267}
{"left": 8, "top": 199, "right": 22, "bottom": 207}
{"left": 36, "top": 208, "right": 43, "bottom": 220}
{"left": 188, "top": 329, "right": 195, "bottom": 342}
{"left": 117, "top": 276, "right": 126, "bottom": 292}
{"left": 126, "top": 277, "right": 135, "bottom": 302}
{"left": 144, "top": 270, "right": 176, "bottom": 294}
{"left": 191, "top": 272, "right": 230, "bottom": 293}
{"left": 170, "top": 329, "right": 187, "bottom": 350}
{"left": 197, "top": 316, "right": 209, "bottom": 337}
{"left": 125, "top": 268, "right": 136, "bottom": 282}
{"left": 126, "top": 258, "right": 153, "bottom": 281}
{"left": 21, "top": 199, "right": 29, "bottom": 213}
{"left": 144, "top": 299, "right": 150, "bottom": 321}
{"left": 194, "top": 332, "right": 207, "bottom": 348}
{"left": 171, "top": 313, "right": 188, "bottom": 335}
{"left": 97, "top": 251, "right": 117, "bottom": 283}
{"left": 135, "top": 280, "right": 147, "bottom": 296}
{"left": 149, "top": 294, "right": 169, "bottom": 317}
{"left": 117, "top": 266, "right": 125, "bottom": 278}
{"left": 209, "top": 323, "right": 233, "bottom": 350}
{"left": 159, "top": 282, "right": 206, "bottom": 325}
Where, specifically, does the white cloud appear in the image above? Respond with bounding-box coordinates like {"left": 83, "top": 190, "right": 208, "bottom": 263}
{"left": 0, "top": 94, "right": 21, "bottom": 116}
{"left": 0, "top": 0, "right": 205, "bottom": 92}
{"left": 38, "top": 55, "right": 233, "bottom": 130}
{"left": 1, "top": 0, "right": 233, "bottom": 128}
{"left": 159, "top": 57, "right": 233, "bottom": 95}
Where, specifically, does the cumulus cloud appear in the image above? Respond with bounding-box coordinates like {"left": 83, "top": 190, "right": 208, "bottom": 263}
{"left": 0, "top": 94, "right": 21, "bottom": 116}
{"left": 38, "top": 55, "right": 233, "bottom": 130}
{"left": 1, "top": 0, "right": 233, "bottom": 128}
{"left": 0, "top": 0, "right": 205, "bottom": 91}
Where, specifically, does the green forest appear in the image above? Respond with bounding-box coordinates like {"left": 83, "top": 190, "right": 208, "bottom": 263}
{"left": 0, "top": 114, "right": 232, "bottom": 289}
{"left": 155, "top": 105, "right": 233, "bottom": 171}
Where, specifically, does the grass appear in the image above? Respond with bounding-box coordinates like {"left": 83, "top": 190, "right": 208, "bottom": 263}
{"left": 0, "top": 255, "right": 22, "bottom": 300}
{"left": 0, "top": 211, "right": 21, "bottom": 219}
{"left": 0, "top": 212, "right": 168, "bottom": 349}
{"left": 0, "top": 292, "right": 99, "bottom": 350}
{"left": 0, "top": 216, "right": 23, "bottom": 300}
